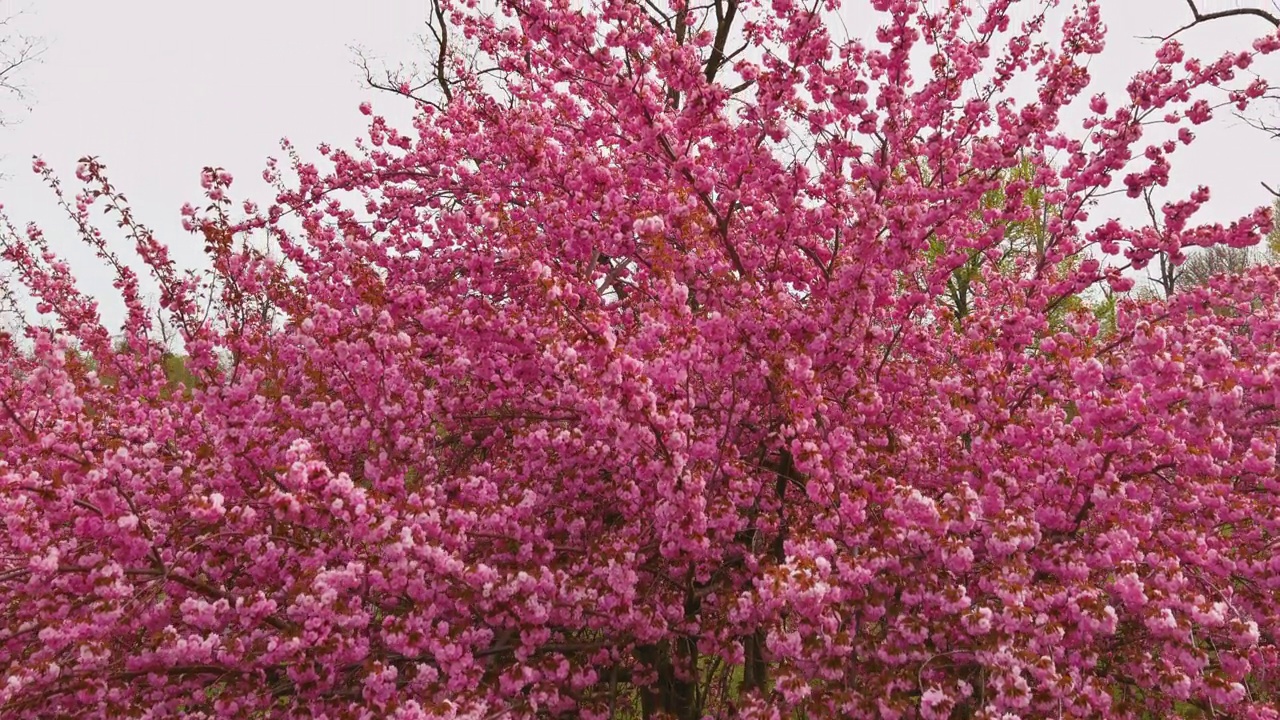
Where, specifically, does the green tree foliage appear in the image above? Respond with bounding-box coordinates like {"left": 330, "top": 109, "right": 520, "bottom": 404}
{"left": 926, "top": 158, "right": 1083, "bottom": 327}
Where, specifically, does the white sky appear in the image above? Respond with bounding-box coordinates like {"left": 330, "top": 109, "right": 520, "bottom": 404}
{"left": 2, "top": 0, "right": 1280, "bottom": 331}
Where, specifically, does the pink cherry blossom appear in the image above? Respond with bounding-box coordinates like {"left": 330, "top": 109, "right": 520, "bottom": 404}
{"left": 3, "top": 0, "right": 1280, "bottom": 717}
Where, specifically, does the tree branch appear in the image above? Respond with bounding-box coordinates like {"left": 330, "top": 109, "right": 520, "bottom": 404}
{"left": 704, "top": 0, "right": 739, "bottom": 84}
{"left": 1150, "top": 0, "right": 1280, "bottom": 42}
{"left": 0, "top": 5, "right": 45, "bottom": 126}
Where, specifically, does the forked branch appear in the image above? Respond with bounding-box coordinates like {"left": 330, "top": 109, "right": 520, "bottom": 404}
{"left": 0, "top": 5, "right": 45, "bottom": 126}
{"left": 1153, "top": 0, "right": 1280, "bottom": 41}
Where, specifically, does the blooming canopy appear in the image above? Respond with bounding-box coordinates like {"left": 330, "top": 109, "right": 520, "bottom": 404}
{"left": 2, "top": 0, "right": 1280, "bottom": 718}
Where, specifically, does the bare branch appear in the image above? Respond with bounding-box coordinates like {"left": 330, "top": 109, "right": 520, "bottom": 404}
{"left": 349, "top": 0, "right": 458, "bottom": 109}
{"left": 1150, "top": 0, "right": 1280, "bottom": 42}
{"left": 0, "top": 4, "right": 45, "bottom": 126}
{"left": 351, "top": 46, "right": 447, "bottom": 111}
{"left": 1237, "top": 108, "right": 1280, "bottom": 139}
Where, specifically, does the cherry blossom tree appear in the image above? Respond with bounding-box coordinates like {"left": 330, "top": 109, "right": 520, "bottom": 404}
{"left": 3, "top": 0, "right": 1280, "bottom": 718}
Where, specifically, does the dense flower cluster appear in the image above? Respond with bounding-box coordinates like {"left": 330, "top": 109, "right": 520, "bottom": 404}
{"left": 2, "top": 0, "right": 1280, "bottom": 717}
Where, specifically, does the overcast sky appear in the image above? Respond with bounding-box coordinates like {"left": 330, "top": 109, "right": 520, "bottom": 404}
{"left": 2, "top": 0, "right": 1280, "bottom": 331}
